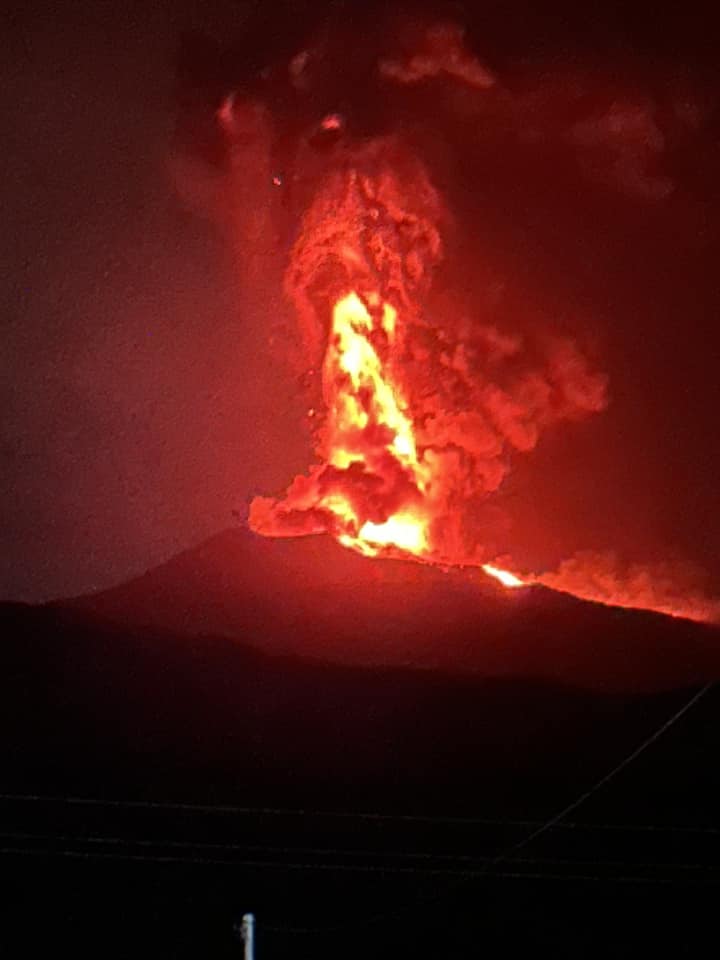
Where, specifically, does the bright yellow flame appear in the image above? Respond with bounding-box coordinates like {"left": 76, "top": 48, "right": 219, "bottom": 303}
{"left": 328, "top": 293, "right": 422, "bottom": 468}
{"left": 381, "top": 302, "right": 397, "bottom": 336}
{"left": 360, "top": 515, "right": 428, "bottom": 554}
{"left": 320, "top": 291, "right": 431, "bottom": 557}
{"left": 482, "top": 564, "right": 525, "bottom": 588}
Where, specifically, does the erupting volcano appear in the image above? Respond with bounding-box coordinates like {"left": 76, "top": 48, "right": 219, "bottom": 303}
{"left": 251, "top": 281, "right": 528, "bottom": 587}
{"left": 236, "top": 22, "right": 718, "bottom": 624}
{"left": 248, "top": 142, "right": 606, "bottom": 587}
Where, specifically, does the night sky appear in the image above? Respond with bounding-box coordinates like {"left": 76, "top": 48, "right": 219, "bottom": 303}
{"left": 2, "top": 0, "right": 719, "bottom": 603}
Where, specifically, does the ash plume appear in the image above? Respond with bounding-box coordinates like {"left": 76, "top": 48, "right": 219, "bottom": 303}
{"left": 247, "top": 17, "right": 611, "bottom": 561}
{"left": 175, "top": 11, "right": 718, "bottom": 618}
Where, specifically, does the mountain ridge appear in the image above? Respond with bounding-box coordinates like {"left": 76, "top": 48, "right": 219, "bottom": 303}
{"left": 60, "top": 526, "right": 720, "bottom": 693}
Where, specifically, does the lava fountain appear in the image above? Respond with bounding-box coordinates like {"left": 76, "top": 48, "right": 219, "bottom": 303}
{"left": 238, "top": 22, "right": 717, "bottom": 622}
{"left": 247, "top": 105, "right": 611, "bottom": 594}
{"left": 251, "top": 284, "right": 524, "bottom": 585}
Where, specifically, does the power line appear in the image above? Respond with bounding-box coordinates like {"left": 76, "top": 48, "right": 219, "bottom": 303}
{"left": 265, "top": 680, "right": 716, "bottom": 936}
{"left": 1, "top": 684, "right": 713, "bottom": 942}
{"left": 492, "top": 681, "right": 714, "bottom": 870}
{"left": 0, "top": 792, "right": 718, "bottom": 836}
{"left": 2, "top": 827, "right": 716, "bottom": 875}
{"left": 1, "top": 840, "right": 711, "bottom": 886}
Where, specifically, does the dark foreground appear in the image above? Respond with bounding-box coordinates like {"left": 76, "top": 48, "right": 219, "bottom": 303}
{"left": 2, "top": 531, "right": 719, "bottom": 957}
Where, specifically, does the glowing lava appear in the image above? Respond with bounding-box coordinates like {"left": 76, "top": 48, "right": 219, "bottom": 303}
{"left": 322, "top": 291, "right": 431, "bottom": 554}
{"left": 482, "top": 564, "right": 525, "bottom": 588}
{"left": 240, "top": 47, "right": 717, "bottom": 621}
{"left": 248, "top": 283, "right": 716, "bottom": 616}
{"left": 250, "top": 289, "right": 438, "bottom": 559}
{"left": 250, "top": 286, "right": 525, "bottom": 588}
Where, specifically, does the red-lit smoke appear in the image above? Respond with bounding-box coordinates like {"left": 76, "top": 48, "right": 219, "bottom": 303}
{"left": 214, "top": 18, "right": 718, "bottom": 623}
{"left": 249, "top": 131, "right": 607, "bottom": 567}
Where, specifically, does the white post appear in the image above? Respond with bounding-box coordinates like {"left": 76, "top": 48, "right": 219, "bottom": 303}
{"left": 240, "top": 913, "right": 255, "bottom": 960}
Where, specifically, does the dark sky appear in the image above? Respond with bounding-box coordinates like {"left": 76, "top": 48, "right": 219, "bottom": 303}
{"left": 2, "top": 0, "right": 719, "bottom": 603}
{"left": 1, "top": 0, "right": 299, "bottom": 601}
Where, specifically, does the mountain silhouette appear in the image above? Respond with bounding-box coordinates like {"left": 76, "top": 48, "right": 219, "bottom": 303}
{"left": 3, "top": 527, "right": 720, "bottom": 958}
{"left": 64, "top": 527, "right": 720, "bottom": 693}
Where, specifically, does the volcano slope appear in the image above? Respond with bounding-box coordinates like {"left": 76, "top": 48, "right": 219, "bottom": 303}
{"left": 2, "top": 526, "right": 719, "bottom": 807}
{"left": 66, "top": 527, "right": 720, "bottom": 693}
{"left": 2, "top": 529, "right": 720, "bottom": 957}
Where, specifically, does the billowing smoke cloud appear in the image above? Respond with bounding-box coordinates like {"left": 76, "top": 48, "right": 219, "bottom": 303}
{"left": 378, "top": 21, "right": 496, "bottom": 89}
{"left": 248, "top": 30, "right": 610, "bottom": 561}
{"left": 184, "top": 14, "right": 717, "bottom": 616}
{"left": 283, "top": 141, "right": 444, "bottom": 354}
{"left": 569, "top": 97, "right": 674, "bottom": 200}
{"left": 277, "top": 130, "right": 607, "bottom": 549}
{"left": 535, "top": 551, "right": 720, "bottom": 624}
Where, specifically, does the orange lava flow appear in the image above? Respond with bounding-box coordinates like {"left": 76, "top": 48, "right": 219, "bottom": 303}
{"left": 482, "top": 564, "right": 525, "bottom": 588}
